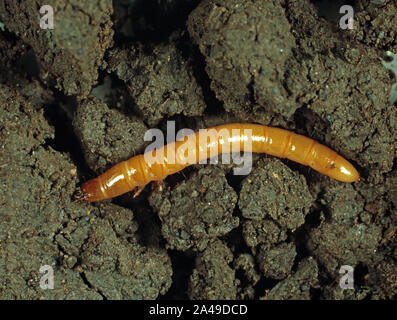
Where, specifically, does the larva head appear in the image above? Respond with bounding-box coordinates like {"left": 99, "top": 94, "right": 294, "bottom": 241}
{"left": 327, "top": 155, "right": 360, "bottom": 182}
{"left": 79, "top": 178, "right": 108, "bottom": 202}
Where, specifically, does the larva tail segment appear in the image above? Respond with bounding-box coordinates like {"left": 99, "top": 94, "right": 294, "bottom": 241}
{"left": 328, "top": 154, "right": 360, "bottom": 182}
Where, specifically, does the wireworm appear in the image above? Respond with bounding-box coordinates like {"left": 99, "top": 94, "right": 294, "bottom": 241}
{"left": 79, "top": 123, "right": 359, "bottom": 202}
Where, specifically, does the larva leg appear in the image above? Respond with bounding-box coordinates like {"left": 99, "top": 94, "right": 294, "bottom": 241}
{"left": 132, "top": 185, "right": 145, "bottom": 198}
{"left": 151, "top": 180, "right": 164, "bottom": 194}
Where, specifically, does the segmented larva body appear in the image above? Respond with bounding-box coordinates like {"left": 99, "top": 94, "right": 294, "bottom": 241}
{"left": 80, "top": 123, "right": 359, "bottom": 202}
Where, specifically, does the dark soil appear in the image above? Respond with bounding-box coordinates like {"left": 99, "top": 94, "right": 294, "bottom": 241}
{"left": 0, "top": 0, "right": 396, "bottom": 300}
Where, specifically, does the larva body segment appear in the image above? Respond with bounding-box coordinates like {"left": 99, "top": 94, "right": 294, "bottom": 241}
{"left": 80, "top": 123, "right": 359, "bottom": 202}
